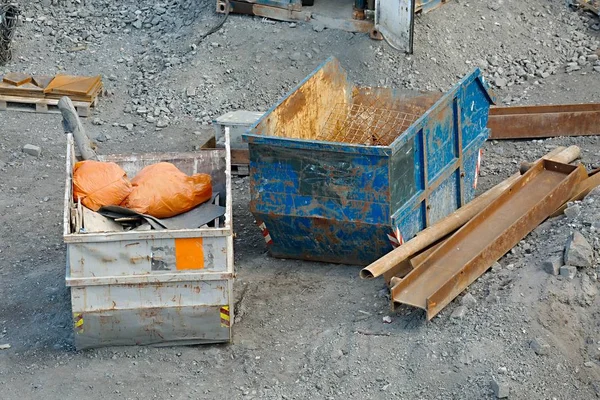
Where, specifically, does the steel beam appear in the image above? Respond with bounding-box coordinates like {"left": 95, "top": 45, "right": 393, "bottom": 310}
{"left": 488, "top": 103, "right": 600, "bottom": 139}
{"left": 391, "top": 160, "right": 587, "bottom": 320}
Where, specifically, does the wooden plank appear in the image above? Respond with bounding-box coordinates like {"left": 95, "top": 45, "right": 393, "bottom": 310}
{"left": 231, "top": 164, "right": 249, "bottom": 176}
{"left": 201, "top": 136, "right": 217, "bottom": 149}
{"left": 0, "top": 81, "right": 45, "bottom": 97}
{"left": 3, "top": 72, "right": 32, "bottom": 86}
{"left": 231, "top": 149, "right": 249, "bottom": 165}
{"left": 32, "top": 75, "right": 54, "bottom": 89}
{"left": 44, "top": 75, "right": 102, "bottom": 96}
{"left": 44, "top": 80, "right": 103, "bottom": 101}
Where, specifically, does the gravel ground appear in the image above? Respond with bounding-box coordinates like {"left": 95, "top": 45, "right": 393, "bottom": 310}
{"left": 1, "top": 0, "right": 600, "bottom": 399}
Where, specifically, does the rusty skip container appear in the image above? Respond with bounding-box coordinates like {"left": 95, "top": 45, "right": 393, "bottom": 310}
{"left": 243, "top": 57, "right": 495, "bottom": 266}
{"left": 63, "top": 134, "right": 234, "bottom": 349}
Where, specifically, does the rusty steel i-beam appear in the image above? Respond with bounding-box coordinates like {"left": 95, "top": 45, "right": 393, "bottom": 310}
{"left": 488, "top": 103, "right": 600, "bottom": 139}
{"left": 390, "top": 159, "right": 587, "bottom": 320}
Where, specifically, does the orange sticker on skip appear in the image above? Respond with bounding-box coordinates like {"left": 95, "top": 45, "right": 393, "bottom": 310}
{"left": 174, "top": 238, "right": 205, "bottom": 270}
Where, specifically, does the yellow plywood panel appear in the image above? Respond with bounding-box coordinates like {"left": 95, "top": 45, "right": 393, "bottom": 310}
{"left": 44, "top": 75, "right": 101, "bottom": 96}
{"left": 3, "top": 72, "right": 32, "bottom": 86}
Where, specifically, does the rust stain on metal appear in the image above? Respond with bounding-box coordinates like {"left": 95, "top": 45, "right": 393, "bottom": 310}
{"left": 391, "top": 160, "right": 586, "bottom": 320}
{"left": 257, "top": 59, "right": 349, "bottom": 141}
{"left": 130, "top": 255, "right": 150, "bottom": 264}
{"left": 551, "top": 171, "right": 600, "bottom": 217}
{"left": 488, "top": 103, "right": 600, "bottom": 139}
{"left": 382, "top": 238, "right": 447, "bottom": 284}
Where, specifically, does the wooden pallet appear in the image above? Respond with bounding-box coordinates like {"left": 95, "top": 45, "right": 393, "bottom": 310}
{"left": 231, "top": 164, "right": 249, "bottom": 176}
{"left": 231, "top": 149, "right": 249, "bottom": 176}
{"left": 200, "top": 139, "right": 250, "bottom": 176}
{"left": 0, "top": 94, "right": 96, "bottom": 117}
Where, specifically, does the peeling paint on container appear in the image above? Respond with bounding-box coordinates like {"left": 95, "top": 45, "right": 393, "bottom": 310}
{"left": 243, "top": 57, "right": 495, "bottom": 266}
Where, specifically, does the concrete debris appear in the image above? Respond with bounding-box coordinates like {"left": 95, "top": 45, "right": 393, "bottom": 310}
{"left": 564, "top": 231, "right": 594, "bottom": 268}
{"left": 560, "top": 265, "right": 577, "bottom": 280}
{"left": 22, "top": 144, "right": 41, "bottom": 157}
{"left": 564, "top": 204, "right": 582, "bottom": 218}
{"left": 0, "top": 344, "right": 10, "bottom": 350}
{"left": 491, "top": 377, "right": 510, "bottom": 398}
{"left": 289, "top": 52, "right": 302, "bottom": 62}
{"left": 543, "top": 257, "right": 562, "bottom": 275}
{"left": 382, "top": 316, "right": 392, "bottom": 324}
{"left": 461, "top": 293, "right": 477, "bottom": 308}
{"left": 530, "top": 337, "right": 551, "bottom": 355}
{"left": 494, "top": 77, "right": 507, "bottom": 88}
{"left": 491, "top": 261, "right": 501, "bottom": 272}
{"left": 377, "top": 288, "right": 390, "bottom": 299}
{"left": 451, "top": 306, "right": 467, "bottom": 319}
{"left": 312, "top": 23, "right": 325, "bottom": 32}
{"left": 156, "top": 117, "right": 170, "bottom": 128}
{"left": 95, "top": 133, "right": 111, "bottom": 143}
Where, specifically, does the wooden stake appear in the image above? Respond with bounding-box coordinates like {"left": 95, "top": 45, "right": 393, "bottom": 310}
{"left": 58, "top": 96, "right": 97, "bottom": 160}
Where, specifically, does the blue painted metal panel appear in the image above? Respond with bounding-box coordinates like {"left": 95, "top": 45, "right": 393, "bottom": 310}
{"left": 424, "top": 101, "right": 457, "bottom": 184}
{"left": 244, "top": 58, "right": 494, "bottom": 265}
{"left": 254, "top": 214, "right": 395, "bottom": 266}
{"left": 428, "top": 170, "right": 461, "bottom": 225}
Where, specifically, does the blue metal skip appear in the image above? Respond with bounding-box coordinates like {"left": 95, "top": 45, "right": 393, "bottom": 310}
{"left": 244, "top": 57, "right": 495, "bottom": 265}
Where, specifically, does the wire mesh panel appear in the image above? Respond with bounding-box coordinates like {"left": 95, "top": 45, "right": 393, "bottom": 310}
{"left": 317, "top": 102, "right": 420, "bottom": 146}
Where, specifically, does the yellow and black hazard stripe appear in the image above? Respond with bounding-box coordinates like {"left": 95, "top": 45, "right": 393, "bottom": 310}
{"left": 73, "top": 313, "right": 84, "bottom": 334}
{"left": 220, "top": 306, "right": 230, "bottom": 328}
